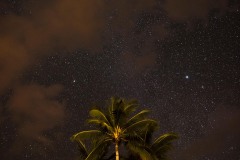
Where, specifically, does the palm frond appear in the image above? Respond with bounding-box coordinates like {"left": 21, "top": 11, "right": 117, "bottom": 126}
{"left": 151, "top": 133, "right": 178, "bottom": 156}
{"left": 74, "top": 139, "right": 88, "bottom": 159}
{"left": 87, "top": 119, "right": 113, "bottom": 132}
{"left": 103, "top": 153, "right": 115, "bottom": 160}
{"left": 142, "top": 123, "right": 157, "bottom": 145}
{"left": 71, "top": 130, "right": 102, "bottom": 141}
{"left": 126, "top": 141, "right": 153, "bottom": 160}
{"left": 85, "top": 138, "right": 112, "bottom": 160}
{"left": 123, "top": 99, "right": 138, "bottom": 116}
{"left": 124, "top": 132, "right": 144, "bottom": 143}
{"left": 108, "top": 97, "right": 120, "bottom": 126}
{"left": 112, "top": 99, "right": 127, "bottom": 126}
{"left": 124, "top": 119, "right": 157, "bottom": 133}
{"left": 152, "top": 133, "right": 178, "bottom": 148}
{"left": 123, "top": 110, "right": 150, "bottom": 129}
{"left": 89, "top": 109, "right": 112, "bottom": 126}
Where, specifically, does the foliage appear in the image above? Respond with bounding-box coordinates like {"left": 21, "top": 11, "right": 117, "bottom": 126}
{"left": 71, "top": 97, "right": 178, "bottom": 160}
{"left": 124, "top": 123, "right": 178, "bottom": 160}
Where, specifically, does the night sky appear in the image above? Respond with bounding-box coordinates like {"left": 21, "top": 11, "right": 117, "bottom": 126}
{"left": 0, "top": 0, "right": 240, "bottom": 160}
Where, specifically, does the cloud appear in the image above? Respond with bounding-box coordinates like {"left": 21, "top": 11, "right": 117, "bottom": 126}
{"left": 8, "top": 84, "right": 65, "bottom": 146}
{"left": 0, "top": 0, "right": 159, "bottom": 93}
{"left": 177, "top": 105, "right": 240, "bottom": 159}
{"left": 4, "top": 84, "right": 65, "bottom": 158}
{"left": 164, "top": 0, "right": 228, "bottom": 21}
{"left": 0, "top": 0, "right": 105, "bottom": 92}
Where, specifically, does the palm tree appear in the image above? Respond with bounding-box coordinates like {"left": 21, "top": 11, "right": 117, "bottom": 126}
{"left": 71, "top": 97, "right": 157, "bottom": 160}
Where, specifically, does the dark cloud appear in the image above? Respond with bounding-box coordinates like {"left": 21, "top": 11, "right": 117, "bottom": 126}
{"left": 164, "top": 0, "right": 228, "bottom": 21}
{"left": 7, "top": 84, "right": 65, "bottom": 156}
{"left": 0, "top": 0, "right": 106, "bottom": 92}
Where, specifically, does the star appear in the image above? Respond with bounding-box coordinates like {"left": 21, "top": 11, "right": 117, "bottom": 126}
{"left": 0, "top": 1, "right": 239, "bottom": 160}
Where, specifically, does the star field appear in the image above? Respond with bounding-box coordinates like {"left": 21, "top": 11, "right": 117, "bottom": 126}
{"left": 0, "top": 0, "right": 240, "bottom": 160}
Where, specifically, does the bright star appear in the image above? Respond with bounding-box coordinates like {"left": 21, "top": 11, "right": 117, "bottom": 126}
{"left": 185, "top": 75, "right": 189, "bottom": 79}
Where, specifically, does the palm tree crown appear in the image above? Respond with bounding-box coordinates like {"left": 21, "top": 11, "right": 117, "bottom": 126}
{"left": 71, "top": 97, "right": 178, "bottom": 160}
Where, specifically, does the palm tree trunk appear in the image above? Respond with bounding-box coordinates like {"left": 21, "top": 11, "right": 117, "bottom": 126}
{"left": 115, "top": 143, "right": 119, "bottom": 160}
